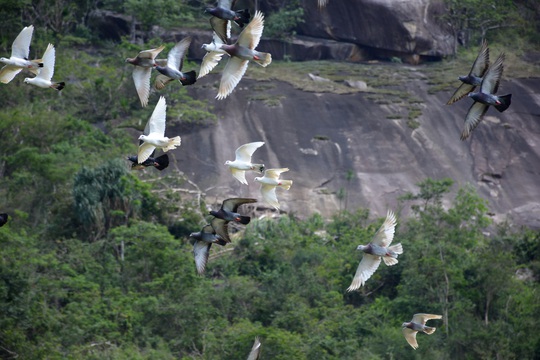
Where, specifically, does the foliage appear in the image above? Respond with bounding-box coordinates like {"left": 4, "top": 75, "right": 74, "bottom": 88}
{"left": 263, "top": 1, "right": 305, "bottom": 39}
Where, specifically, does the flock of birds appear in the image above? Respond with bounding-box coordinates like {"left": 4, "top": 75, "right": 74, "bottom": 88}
{"left": 0, "top": 0, "right": 516, "bottom": 355}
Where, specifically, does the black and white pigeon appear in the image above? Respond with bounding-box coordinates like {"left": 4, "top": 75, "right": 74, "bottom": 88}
{"left": 209, "top": 198, "right": 257, "bottom": 242}
{"left": 0, "top": 213, "right": 8, "bottom": 227}
{"left": 447, "top": 39, "right": 489, "bottom": 105}
{"left": 460, "top": 53, "right": 512, "bottom": 140}
{"left": 205, "top": 0, "right": 250, "bottom": 28}
{"left": 127, "top": 153, "right": 169, "bottom": 171}
{"left": 154, "top": 37, "right": 197, "bottom": 90}
{"left": 402, "top": 313, "right": 442, "bottom": 350}
{"left": 189, "top": 224, "right": 227, "bottom": 275}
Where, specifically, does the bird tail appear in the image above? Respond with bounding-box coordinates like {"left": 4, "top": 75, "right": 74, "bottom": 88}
{"left": 251, "top": 164, "right": 265, "bottom": 173}
{"left": 215, "top": 237, "right": 227, "bottom": 246}
{"left": 279, "top": 180, "right": 293, "bottom": 190}
{"left": 180, "top": 71, "right": 197, "bottom": 86}
{"left": 494, "top": 94, "right": 511, "bottom": 112}
{"left": 389, "top": 243, "right": 403, "bottom": 255}
{"left": 423, "top": 326, "right": 437, "bottom": 335}
{"left": 52, "top": 82, "right": 65, "bottom": 91}
{"left": 238, "top": 215, "right": 251, "bottom": 225}
{"left": 234, "top": 9, "right": 251, "bottom": 28}
{"left": 163, "top": 136, "right": 181, "bottom": 152}
{"left": 253, "top": 51, "right": 272, "bottom": 67}
{"left": 153, "top": 154, "right": 169, "bottom": 171}
{"left": 383, "top": 256, "right": 398, "bottom": 266}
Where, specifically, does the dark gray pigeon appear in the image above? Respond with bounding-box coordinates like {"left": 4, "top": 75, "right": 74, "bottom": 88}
{"left": 402, "top": 313, "right": 442, "bottom": 349}
{"left": 447, "top": 39, "right": 489, "bottom": 105}
{"left": 127, "top": 153, "right": 169, "bottom": 171}
{"left": 209, "top": 198, "right": 257, "bottom": 242}
{"left": 189, "top": 224, "right": 227, "bottom": 275}
{"left": 461, "top": 53, "right": 512, "bottom": 140}
{"left": 205, "top": 0, "right": 250, "bottom": 28}
{"left": 0, "top": 213, "right": 8, "bottom": 227}
{"left": 154, "top": 37, "right": 197, "bottom": 90}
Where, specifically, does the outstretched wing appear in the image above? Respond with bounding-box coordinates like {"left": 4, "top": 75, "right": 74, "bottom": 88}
{"left": 412, "top": 313, "right": 443, "bottom": 325}
{"left": 37, "top": 44, "right": 55, "bottom": 81}
{"left": 235, "top": 142, "right": 264, "bottom": 162}
{"left": 264, "top": 168, "right": 289, "bottom": 180}
{"left": 222, "top": 198, "right": 257, "bottom": 212}
{"left": 402, "top": 328, "right": 419, "bottom": 349}
{"left": 167, "top": 37, "right": 192, "bottom": 71}
{"left": 147, "top": 96, "right": 167, "bottom": 135}
{"left": 371, "top": 210, "right": 397, "bottom": 247}
{"left": 260, "top": 184, "right": 279, "bottom": 209}
{"left": 217, "top": 56, "right": 249, "bottom": 99}
{"left": 461, "top": 101, "right": 488, "bottom": 141}
{"left": 11, "top": 25, "right": 34, "bottom": 59}
{"left": 346, "top": 253, "right": 381, "bottom": 291}
{"left": 237, "top": 11, "right": 264, "bottom": 49}
{"left": 132, "top": 67, "right": 152, "bottom": 107}
{"left": 481, "top": 53, "right": 505, "bottom": 95}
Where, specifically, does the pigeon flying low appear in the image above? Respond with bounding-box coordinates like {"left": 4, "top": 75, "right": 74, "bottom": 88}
{"left": 246, "top": 337, "right": 262, "bottom": 360}
{"left": 461, "top": 53, "right": 512, "bottom": 140}
{"left": 346, "top": 210, "right": 403, "bottom": 291}
{"left": 154, "top": 37, "right": 197, "bottom": 90}
{"left": 198, "top": 8, "right": 232, "bottom": 79}
{"left": 254, "top": 168, "right": 293, "bottom": 210}
{"left": 24, "top": 43, "right": 64, "bottom": 91}
{"left": 225, "top": 141, "right": 265, "bottom": 185}
{"left": 137, "top": 96, "right": 181, "bottom": 164}
{"left": 0, "top": 25, "right": 42, "bottom": 84}
{"left": 402, "top": 313, "right": 442, "bottom": 350}
{"left": 205, "top": 0, "right": 251, "bottom": 28}
{"left": 126, "top": 44, "right": 166, "bottom": 107}
{"left": 447, "top": 39, "right": 489, "bottom": 105}
{"left": 127, "top": 153, "right": 169, "bottom": 171}
{"left": 189, "top": 224, "right": 227, "bottom": 275}
{"left": 209, "top": 198, "right": 257, "bottom": 242}
{"left": 202, "top": 10, "right": 272, "bottom": 99}
{"left": 0, "top": 213, "right": 8, "bottom": 227}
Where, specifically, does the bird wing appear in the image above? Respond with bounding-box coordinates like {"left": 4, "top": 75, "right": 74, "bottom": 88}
{"left": 223, "top": 198, "right": 257, "bottom": 212}
{"left": 461, "top": 101, "right": 488, "bottom": 140}
{"left": 237, "top": 11, "right": 264, "bottom": 49}
{"left": 137, "top": 142, "right": 156, "bottom": 164}
{"left": 132, "top": 67, "right": 152, "bottom": 107}
{"left": 481, "top": 53, "right": 505, "bottom": 94}
{"left": 264, "top": 168, "right": 289, "bottom": 180}
{"left": 402, "top": 328, "right": 419, "bottom": 349}
{"left": 193, "top": 240, "right": 211, "bottom": 275}
{"left": 0, "top": 65, "right": 23, "bottom": 84}
{"left": 11, "top": 25, "right": 34, "bottom": 59}
{"left": 137, "top": 44, "right": 165, "bottom": 60}
{"left": 371, "top": 210, "right": 397, "bottom": 247}
{"left": 446, "top": 82, "right": 475, "bottom": 105}
{"left": 37, "top": 43, "right": 55, "bottom": 81}
{"left": 218, "top": 0, "right": 233, "bottom": 10}
{"left": 211, "top": 217, "right": 230, "bottom": 243}
{"left": 147, "top": 96, "right": 167, "bottom": 136}
{"left": 199, "top": 50, "right": 225, "bottom": 79}
{"left": 154, "top": 73, "right": 174, "bottom": 90}
{"left": 217, "top": 56, "right": 249, "bottom": 99}
{"left": 260, "top": 184, "right": 280, "bottom": 209}
{"left": 230, "top": 168, "right": 248, "bottom": 185}
{"left": 470, "top": 39, "right": 489, "bottom": 78}
{"left": 210, "top": 16, "right": 231, "bottom": 43}
{"left": 346, "top": 254, "right": 381, "bottom": 291}
{"left": 247, "top": 337, "right": 262, "bottom": 360}
{"left": 167, "top": 37, "right": 192, "bottom": 71}
{"left": 412, "top": 313, "right": 443, "bottom": 325}
{"left": 235, "top": 141, "right": 265, "bottom": 162}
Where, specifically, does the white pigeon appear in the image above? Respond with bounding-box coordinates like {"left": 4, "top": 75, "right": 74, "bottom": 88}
{"left": 137, "top": 96, "right": 181, "bottom": 164}
{"left": 402, "top": 313, "right": 442, "bottom": 350}
{"left": 247, "top": 337, "right": 262, "bottom": 360}
{"left": 23, "top": 44, "right": 65, "bottom": 91}
{"left": 198, "top": 26, "right": 230, "bottom": 79}
{"left": 125, "top": 44, "right": 166, "bottom": 107}
{"left": 254, "top": 168, "right": 293, "bottom": 210}
{"left": 224, "top": 141, "right": 265, "bottom": 185}
{"left": 346, "top": 210, "right": 403, "bottom": 291}
{"left": 0, "top": 25, "right": 42, "bottom": 84}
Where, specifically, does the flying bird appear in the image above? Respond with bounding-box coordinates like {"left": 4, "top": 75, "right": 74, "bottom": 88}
{"left": 198, "top": 12, "right": 232, "bottom": 79}
{"left": 447, "top": 39, "right": 489, "bottom": 105}
{"left": 205, "top": 0, "right": 251, "bottom": 28}
{"left": 460, "top": 53, "right": 512, "bottom": 140}
{"left": 125, "top": 44, "right": 166, "bottom": 107}
{"left": 402, "top": 313, "right": 442, "bottom": 350}
{"left": 202, "top": 10, "right": 272, "bottom": 99}
{"left": 154, "top": 37, "right": 197, "bottom": 90}
{"left": 0, "top": 25, "right": 42, "bottom": 84}
{"left": 0, "top": 213, "right": 8, "bottom": 227}
{"left": 137, "top": 96, "right": 181, "bottom": 164}
{"left": 346, "top": 210, "right": 403, "bottom": 291}
{"left": 23, "top": 44, "right": 64, "bottom": 91}
{"left": 247, "top": 337, "right": 262, "bottom": 360}
{"left": 225, "top": 141, "right": 265, "bottom": 185}
{"left": 209, "top": 198, "right": 257, "bottom": 242}
{"left": 127, "top": 153, "right": 169, "bottom": 171}
{"left": 189, "top": 224, "right": 227, "bottom": 275}
{"left": 254, "top": 168, "right": 293, "bottom": 210}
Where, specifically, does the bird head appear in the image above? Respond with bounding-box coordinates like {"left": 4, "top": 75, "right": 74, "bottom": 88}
{"left": 224, "top": 160, "right": 231, "bottom": 166}
{"left": 458, "top": 75, "right": 467, "bottom": 82}
{"left": 0, "top": 57, "right": 7, "bottom": 63}
{"left": 401, "top": 322, "right": 410, "bottom": 328}
{"left": 138, "top": 135, "right": 146, "bottom": 141}
{"left": 356, "top": 244, "right": 367, "bottom": 251}
{"left": 254, "top": 176, "right": 262, "bottom": 182}
{"left": 23, "top": 78, "right": 31, "bottom": 84}
{"left": 467, "top": 92, "right": 473, "bottom": 98}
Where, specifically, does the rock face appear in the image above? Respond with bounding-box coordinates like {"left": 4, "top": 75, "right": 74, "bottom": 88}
{"left": 168, "top": 71, "right": 540, "bottom": 228}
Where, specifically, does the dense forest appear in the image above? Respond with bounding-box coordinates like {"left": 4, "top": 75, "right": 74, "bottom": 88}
{"left": 1, "top": 0, "right": 539, "bottom": 359}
